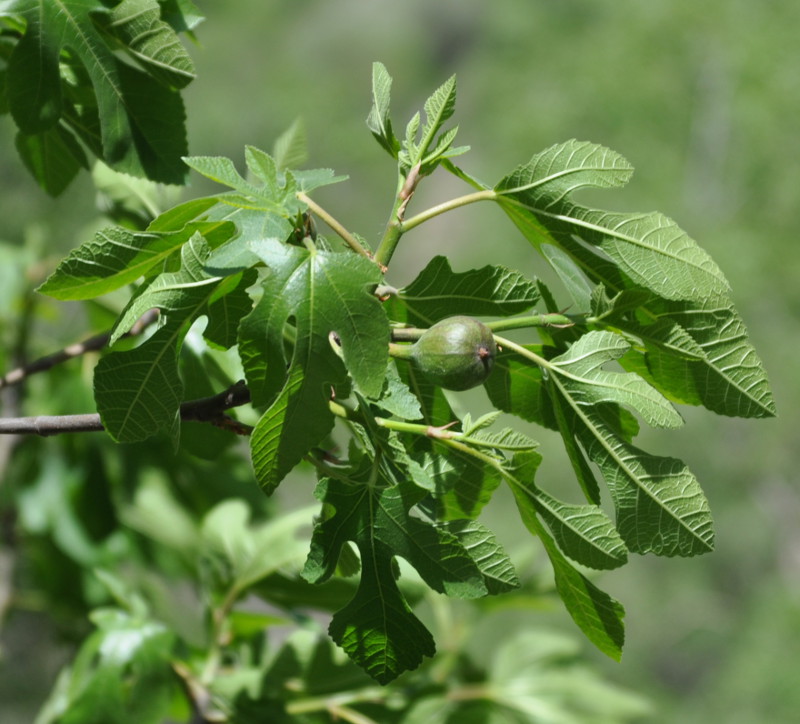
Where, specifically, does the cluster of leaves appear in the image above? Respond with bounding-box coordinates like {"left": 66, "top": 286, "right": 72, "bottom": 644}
{"left": 33, "top": 62, "right": 776, "bottom": 689}
{"left": 13, "top": 442, "right": 648, "bottom": 723}
{"left": 0, "top": 0, "right": 201, "bottom": 195}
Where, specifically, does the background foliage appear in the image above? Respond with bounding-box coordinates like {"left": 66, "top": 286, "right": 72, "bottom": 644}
{"left": 1, "top": 1, "right": 797, "bottom": 722}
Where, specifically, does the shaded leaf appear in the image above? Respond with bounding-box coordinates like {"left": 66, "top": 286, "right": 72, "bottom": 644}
{"left": 201, "top": 500, "right": 314, "bottom": 594}
{"left": 438, "top": 519, "right": 520, "bottom": 595}
{"left": 303, "top": 477, "right": 488, "bottom": 682}
{"left": 7, "top": 0, "right": 191, "bottom": 186}
{"left": 203, "top": 269, "right": 258, "bottom": 349}
{"left": 38, "top": 608, "right": 176, "bottom": 724}
{"left": 94, "top": 324, "right": 184, "bottom": 443}
{"left": 98, "top": 0, "right": 195, "bottom": 89}
{"left": 15, "top": 124, "right": 88, "bottom": 196}
{"left": 388, "top": 255, "right": 539, "bottom": 326}
{"left": 94, "top": 236, "right": 229, "bottom": 442}
{"left": 483, "top": 345, "right": 557, "bottom": 430}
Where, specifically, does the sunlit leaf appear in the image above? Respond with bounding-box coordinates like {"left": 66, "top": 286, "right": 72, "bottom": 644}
{"left": 244, "top": 239, "right": 388, "bottom": 492}
{"left": 508, "top": 451, "right": 626, "bottom": 659}
{"left": 495, "top": 140, "right": 730, "bottom": 302}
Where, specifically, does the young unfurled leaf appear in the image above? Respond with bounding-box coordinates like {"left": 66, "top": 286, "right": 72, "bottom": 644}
{"left": 272, "top": 117, "right": 309, "bottom": 170}
{"left": 302, "top": 477, "right": 488, "bottom": 682}
{"left": 495, "top": 140, "right": 730, "bottom": 302}
{"left": 413, "top": 74, "right": 457, "bottom": 167}
{"left": 366, "top": 62, "right": 399, "bottom": 157}
{"left": 387, "top": 256, "right": 539, "bottom": 326}
{"left": 395, "top": 71, "right": 466, "bottom": 174}
{"left": 243, "top": 239, "right": 388, "bottom": 492}
{"left": 183, "top": 146, "right": 346, "bottom": 242}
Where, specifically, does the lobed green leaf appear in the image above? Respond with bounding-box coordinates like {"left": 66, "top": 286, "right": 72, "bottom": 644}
{"left": 572, "top": 404, "right": 715, "bottom": 556}
{"left": 437, "top": 519, "right": 520, "bottom": 595}
{"left": 302, "top": 477, "right": 490, "bottom": 682}
{"left": 508, "top": 451, "right": 626, "bottom": 659}
{"left": 94, "top": 236, "right": 233, "bottom": 443}
{"left": 549, "top": 331, "right": 684, "bottom": 429}
{"left": 244, "top": 239, "right": 388, "bottom": 492}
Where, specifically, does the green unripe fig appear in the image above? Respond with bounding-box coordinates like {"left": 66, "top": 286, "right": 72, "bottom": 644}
{"left": 411, "top": 316, "right": 496, "bottom": 391}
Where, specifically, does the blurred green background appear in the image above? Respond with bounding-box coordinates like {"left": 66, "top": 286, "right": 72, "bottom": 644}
{"left": 1, "top": 1, "right": 798, "bottom": 721}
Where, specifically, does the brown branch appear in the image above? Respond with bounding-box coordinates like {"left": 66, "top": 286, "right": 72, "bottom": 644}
{"left": 0, "top": 309, "right": 160, "bottom": 390}
{"left": 0, "top": 380, "right": 253, "bottom": 437}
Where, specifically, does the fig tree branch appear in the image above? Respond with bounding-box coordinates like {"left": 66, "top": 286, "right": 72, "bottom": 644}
{"left": 0, "top": 309, "right": 160, "bottom": 391}
{"left": 0, "top": 380, "right": 253, "bottom": 437}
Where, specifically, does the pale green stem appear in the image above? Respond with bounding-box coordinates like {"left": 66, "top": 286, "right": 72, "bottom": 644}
{"left": 487, "top": 313, "right": 575, "bottom": 332}
{"left": 199, "top": 581, "right": 242, "bottom": 686}
{"left": 297, "top": 192, "right": 374, "bottom": 261}
{"left": 399, "top": 189, "right": 497, "bottom": 232}
{"left": 390, "top": 326, "right": 425, "bottom": 342}
{"left": 387, "top": 342, "right": 413, "bottom": 359}
{"left": 285, "top": 689, "right": 386, "bottom": 718}
{"left": 374, "top": 211, "right": 404, "bottom": 267}
{"left": 491, "top": 334, "right": 553, "bottom": 370}
{"left": 375, "top": 188, "right": 498, "bottom": 267}
{"left": 389, "top": 315, "right": 576, "bottom": 345}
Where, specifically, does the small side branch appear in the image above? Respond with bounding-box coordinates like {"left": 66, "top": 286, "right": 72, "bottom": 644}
{"left": 0, "top": 309, "right": 159, "bottom": 391}
{"left": 0, "top": 380, "right": 253, "bottom": 437}
{"left": 297, "top": 192, "right": 374, "bottom": 261}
